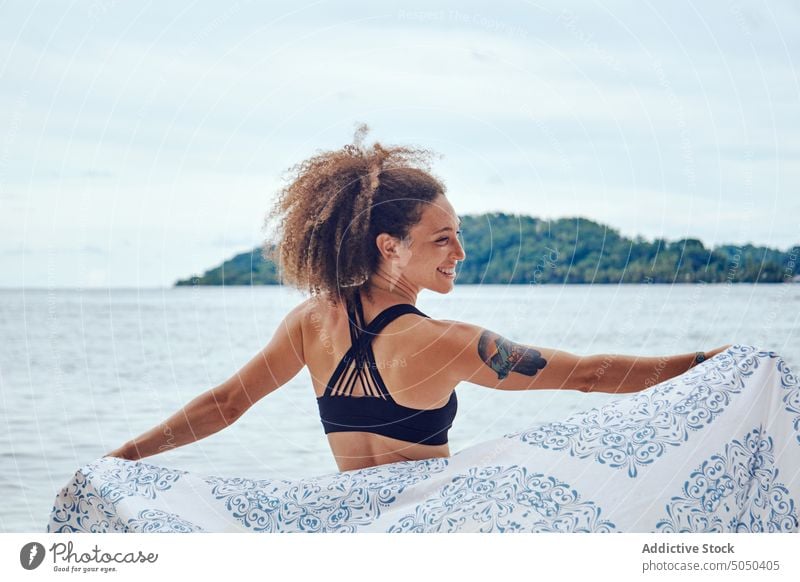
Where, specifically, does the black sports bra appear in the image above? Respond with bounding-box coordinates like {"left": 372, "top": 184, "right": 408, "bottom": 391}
{"left": 315, "top": 292, "right": 458, "bottom": 446}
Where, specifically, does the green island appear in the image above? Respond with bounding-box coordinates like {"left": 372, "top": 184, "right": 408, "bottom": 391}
{"left": 175, "top": 214, "right": 800, "bottom": 286}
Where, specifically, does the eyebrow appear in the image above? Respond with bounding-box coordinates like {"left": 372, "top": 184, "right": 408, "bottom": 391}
{"left": 432, "top": 220, "right": 462, "bottom": 234}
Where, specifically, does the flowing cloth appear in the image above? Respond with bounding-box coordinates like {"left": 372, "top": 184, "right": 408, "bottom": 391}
{"left": 48, "top": 345, "right": 800, "bottom": 533}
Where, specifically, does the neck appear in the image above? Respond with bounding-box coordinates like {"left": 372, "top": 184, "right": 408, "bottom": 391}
{"left": 365, "top": 268, "right": 419, "bottom": 305}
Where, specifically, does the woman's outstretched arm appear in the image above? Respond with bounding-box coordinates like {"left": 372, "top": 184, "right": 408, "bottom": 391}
{"left": 434, "top": 320, "right": 730, "bottom": 394}
{"left": 578, "top": 346, "right": 730, "bottom": 393}
{"left": 104, "top": 300, "right": 308, "bottom": 461}
{"left": 103, "top": 385, "right": 240, "bottom": 461}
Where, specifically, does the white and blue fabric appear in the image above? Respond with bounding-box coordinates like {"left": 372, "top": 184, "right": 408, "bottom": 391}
{"left": 48, "top": 345, "right": 800, "bottom": 533}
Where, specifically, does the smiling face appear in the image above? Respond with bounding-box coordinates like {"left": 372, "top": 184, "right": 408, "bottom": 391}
{"left": 372, "top": 193, "right": 466, "bottom": 297}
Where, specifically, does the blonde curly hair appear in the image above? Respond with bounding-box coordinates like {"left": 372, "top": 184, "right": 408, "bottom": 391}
{"left": 262, "top": 123, "right": 446, "bottom": 308}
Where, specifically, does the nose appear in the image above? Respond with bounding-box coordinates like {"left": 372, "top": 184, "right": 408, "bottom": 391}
{"left": 453, "top": 235, "right": 466, "bottom": 261}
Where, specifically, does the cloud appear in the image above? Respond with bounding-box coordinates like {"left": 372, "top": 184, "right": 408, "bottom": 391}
{"left": 1, "top": 0, "right": 798, "bottom": 286}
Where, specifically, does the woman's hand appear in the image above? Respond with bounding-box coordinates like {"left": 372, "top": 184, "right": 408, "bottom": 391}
{"left": 705, "top": 344, "right": 732, "bottom": 359}
{"left": 102, "top": 446, "right": 132, "bottom": 460}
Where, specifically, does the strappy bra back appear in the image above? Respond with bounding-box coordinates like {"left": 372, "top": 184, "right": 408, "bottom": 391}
{"left": 315, "top": 291, "right": 458, "bottom": 446}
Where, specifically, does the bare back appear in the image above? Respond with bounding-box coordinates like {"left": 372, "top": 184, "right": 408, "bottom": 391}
{"left": 301, "top": 291, "right": 458, "bottom": 472}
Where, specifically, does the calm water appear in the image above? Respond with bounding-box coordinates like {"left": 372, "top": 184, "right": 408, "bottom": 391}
{"left": 1, "top": 284, "right": 798, "bottom": 532}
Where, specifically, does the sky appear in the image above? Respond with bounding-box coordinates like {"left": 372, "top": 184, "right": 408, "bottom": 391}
{"left": 1, "top": 0, "right": 798, "bottom": 288}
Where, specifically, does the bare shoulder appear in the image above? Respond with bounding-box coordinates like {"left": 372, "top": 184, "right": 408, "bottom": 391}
{"left": 418, "top": 318, "right": 481, "bottom": 352}
{"left": 296, "top": 293, "right": 348, "bottom": 347}
{"left": 296, "top": 293, "right": 337, "bottom": 323}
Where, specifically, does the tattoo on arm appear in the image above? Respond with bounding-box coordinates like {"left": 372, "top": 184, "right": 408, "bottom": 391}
{"left": 478, "top": 331, "right": 548, "bottom": 380}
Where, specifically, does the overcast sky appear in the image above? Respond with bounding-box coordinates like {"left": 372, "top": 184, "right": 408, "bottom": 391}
{"left": 1, "top": 0, "right": 798, "bottom": 288}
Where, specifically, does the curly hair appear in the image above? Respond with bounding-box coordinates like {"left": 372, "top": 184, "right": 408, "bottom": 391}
{"left": 262, "top": 123, "right": 446, "bottom": 308}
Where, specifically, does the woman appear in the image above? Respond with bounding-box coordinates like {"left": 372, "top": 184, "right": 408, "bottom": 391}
{"left": 105, "top": 125, "right": 729, "bottom": 473}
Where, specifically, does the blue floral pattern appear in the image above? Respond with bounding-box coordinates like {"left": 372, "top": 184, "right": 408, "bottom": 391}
{"left": 48, "top": 467, "right": 120, "bottom": 533}
{"left": 47, "top": 346, "right": 800, "bottom": 533}
{"left": 387, "top": 465, "right": 615, "bottom": 532}
{"left": 504, "top": 346, "right": 774, "bottom": 478}
{"left": 655, "top": 427, "right": 798, "bottom": 532}
{"left": 47, "top": 460, "right": 187, "bottom": 533}
{"left": 124, "top": 509, "right": 205, "bottom": 533}
{"left": 778, "top": 359, "right": 800, "bottom": 445}
{"left": 96, "top": 460, "right": 187, "bottom": 504}
{"left": 205, "top": 458, "right": 449, "bottom": 532}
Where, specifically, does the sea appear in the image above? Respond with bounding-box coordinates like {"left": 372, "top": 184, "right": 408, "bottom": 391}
{"left": 1, "top": 283, "right": 798, "bottom": 532}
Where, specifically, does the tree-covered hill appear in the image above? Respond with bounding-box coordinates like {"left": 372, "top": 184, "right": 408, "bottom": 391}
{"left": 175, "top": 214, "right": 800, "bottom": 286}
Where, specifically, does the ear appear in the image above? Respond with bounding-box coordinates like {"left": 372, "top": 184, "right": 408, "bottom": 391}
{"left": 376, "top": 233, "right": 413, "bottom": 264}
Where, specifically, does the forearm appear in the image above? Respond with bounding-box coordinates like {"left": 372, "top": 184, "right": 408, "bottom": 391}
{"left": 586, "top": 351, "right": 700, "bottom": 394}
{"left": 110, "top": 388, "right": 237, "bottom": 461}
